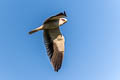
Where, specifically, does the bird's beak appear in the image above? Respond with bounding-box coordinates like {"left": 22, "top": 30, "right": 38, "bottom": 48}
{"left": 64, "top": 18, "right": 67, "bottom": 23}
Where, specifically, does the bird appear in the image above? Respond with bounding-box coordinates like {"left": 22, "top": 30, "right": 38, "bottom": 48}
{"left": 29, "top": 11, "right": 67, "bottom": 72}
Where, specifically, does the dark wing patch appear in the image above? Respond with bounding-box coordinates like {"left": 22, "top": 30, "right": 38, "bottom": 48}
{"left": 43, "top": 30, "right": 53, "bottom": 59}
{"left": 55, "top": 11, "right": 67, "bottom": 17}
{"left": 43, "top": 11, "right": 67, "bottom": 24}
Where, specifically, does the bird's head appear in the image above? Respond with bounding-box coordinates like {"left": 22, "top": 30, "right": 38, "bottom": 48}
{"left": 59, "top": 18, "right": 67, "bottom": 26}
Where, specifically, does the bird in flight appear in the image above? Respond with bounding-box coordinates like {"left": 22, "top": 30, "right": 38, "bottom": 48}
{"left": 29, "top": 11, "right": 67, "bottom": 72}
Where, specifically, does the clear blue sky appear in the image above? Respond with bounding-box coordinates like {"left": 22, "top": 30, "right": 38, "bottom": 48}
{"left": 0, "top": 0, "right": 120, "bottom": 80}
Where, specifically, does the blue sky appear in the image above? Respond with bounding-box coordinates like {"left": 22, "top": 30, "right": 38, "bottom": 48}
{"left": 0, "top": 0, "right": 120, "bottom": 80}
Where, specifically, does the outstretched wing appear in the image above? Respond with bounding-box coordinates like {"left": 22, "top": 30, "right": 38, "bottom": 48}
{"left": 44, "top": 11, "right": 67, "bottom": 24}
{"left": 43, "top": 28, "right": 65, "bottom": 72}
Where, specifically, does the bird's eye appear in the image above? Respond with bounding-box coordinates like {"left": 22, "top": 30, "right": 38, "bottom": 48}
{"left": 61, "top": 19, "right": 65, "bottom": 21}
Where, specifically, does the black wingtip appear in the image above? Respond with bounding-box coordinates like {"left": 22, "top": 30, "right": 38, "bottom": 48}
{"left": 55, "top": 69, "right": 59, "bottom": 72}
{"left": 64, "top": 11, "right": 67, "bottom": 17}
{"left": 28, "top": 31, "right": 33, "bottom": 35}
{"left": 28, "top": 30, "right": 38, "bottom": 35}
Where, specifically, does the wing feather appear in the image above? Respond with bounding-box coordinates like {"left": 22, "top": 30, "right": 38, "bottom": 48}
{"left": 43, "top": 30, "right": 53, "bottom": 59}
{"left": 43, "top": 28, "right": 65, "bottom": 72}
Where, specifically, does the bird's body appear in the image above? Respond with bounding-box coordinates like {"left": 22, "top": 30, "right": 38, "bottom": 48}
{"left": 29, "top": 11, "right": 67, "bottom": 72}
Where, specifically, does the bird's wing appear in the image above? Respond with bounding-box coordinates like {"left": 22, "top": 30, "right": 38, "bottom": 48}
{"left": 44, "top": 11, "right": 67, "bottom": 24}
{"left": 43, "top": 28, "right": 65, "bottom": 72}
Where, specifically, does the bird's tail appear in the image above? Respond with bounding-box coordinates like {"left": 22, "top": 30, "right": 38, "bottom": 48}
{"left": 29, "top": 25, "right": 44, "bottom": 34}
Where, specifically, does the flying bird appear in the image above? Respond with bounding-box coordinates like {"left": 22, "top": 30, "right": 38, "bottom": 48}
{"left": 29, "top": 11, "right": 67, "bottom": 72}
